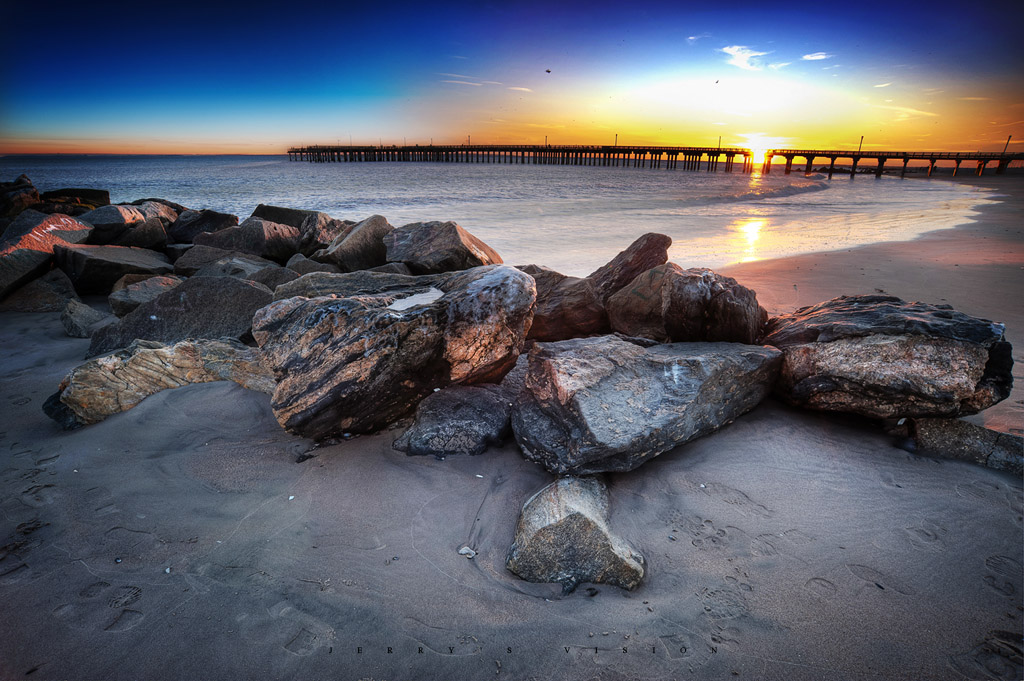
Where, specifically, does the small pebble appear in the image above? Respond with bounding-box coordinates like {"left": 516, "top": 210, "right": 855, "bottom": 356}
{"left": 164, "top": 567, "right": 171, "bottom": 574}
{"left": 288, "top": 495, "right": 295, "bottom": 500}
{"left": 476, "top": 474, "right": 484, "bottom": 478}
{"left": 115, "top": 558, "right": 122, "bottom": 563}
{"left": 458, "top": 546, "right": 477, "bottom": 559}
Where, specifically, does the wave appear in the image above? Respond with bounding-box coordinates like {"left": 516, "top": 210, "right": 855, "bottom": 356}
{"left": 671, "top": 178, "right": 831, "bottom": 208}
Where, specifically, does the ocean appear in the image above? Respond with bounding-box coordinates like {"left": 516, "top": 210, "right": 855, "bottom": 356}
{"left": 0, "top": 154, "right": 995, "bottom": 277}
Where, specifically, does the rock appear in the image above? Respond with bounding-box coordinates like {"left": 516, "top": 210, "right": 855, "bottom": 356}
{"left": 88, "top": 276, "right": 272, "bottom": 356}
{"left": 78, "top": 204, "right": 147, "bottom": 244}
{"left": 192, "top": 216, "right": 300, "bottom": 262}
{"left": 60, "top": 299, "right": 115, "bottom": 338}
{"left": 32, "top": 201, "right": 93, "bottom": 217}
{"left": 0, "top": 175, "right": 40, "bottom": 219}
{"left": 39, "top": 187, "right": 110, "bottom": 206}
{"left": 271, "top": 269, "right": 446, "bottom": 302}
{"left": 167, "top": 209, "right": 238, "bottom": 244}
{"left": 253, "top": 265, "right": 536, "bottom": 439}
{"left": 110, "top": 217, "right": 168, "bottom": 250}
{"left": 511, "top": 335, "right": 782, "bottom": 475}
{"left": 249, "top": 266, "right": 300, "bottom": 291}
{"left": 250, "top": 203, "right": 316, "bottom": 228}
{"left": 173, "top": 245, "right": 275, "bottom": 276}
{"left": 312, "top": 214, "right": 394, "bottom": 271}
{"left": 519, "top": 264, "right": 607, "bottom": 341}
{"left": 129, "top": 198, "right": 188, "bottom": 214}
{"left": 43, "top": 338, "right": 275, "bottom": 429}
{"left": 54, "top": 244, "right": 172, "bottom": 294}
{"left": 107, "top": 275, "right": 185, "bottom": 317}
{"left": 193, "top": 254, "right": 281, "bottom": 280}
{"left": 760, "top": 295, "right": 1013, "bottom": 418}
{"left": 587, "top": 233, "right": 672, "bottom": 303}
{"left": 164, "top": 243, "right": 192, "bottom": 263}
{"left": 369, "top": 262, "right": 413, "bottom": 275}
{"left": 607, "top": 263, "right": 767, "bottom": 344}
{"left": 0, "top": 211, "right": 94, "bottom": 298}
{"left": 393, "top": 383, "right": 514, "bottom": 457}
{"left": 286, "top": 253, "right": 340, "bottom": 275}
{"left": 0, "top": 268, "right": 80, "bottom": 312}
{"left": 384, "top": 221, "right": 502, "bottom": 274}
{"left": 907, "top": 418, "right": 1023, "bottom": 475}
{"left": 111, "top": 273, "right": 158, "bottom": 292}
{"left": 297, "top": 212, "right": 355, "bottom": 256}
{"left": 131, "top": 200, "right": 179, "bottom": 226}
{"left": 506, "top": 476, "right": 644, "bottom": 593}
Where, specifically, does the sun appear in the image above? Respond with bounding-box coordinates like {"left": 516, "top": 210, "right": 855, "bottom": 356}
{"left": 739, "top": 134, "right": 789, "bottom": 167}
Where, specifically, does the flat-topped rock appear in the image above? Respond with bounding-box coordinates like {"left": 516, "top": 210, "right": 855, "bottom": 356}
{"left": 0, "top": 268, "right": 80, "bottom": 312}
{"left": 107, "top": 274, "right": 185, "bottom": 317}
{"left": 0, "top": 210, "right": 94, "bottom": 298}
{"left": 173, "top": 245, "right": 276, "bottom": 276}
{"left": 384, "top": 221, "right": 502, "bottom": 274}
{"left": 79, "top": 204, "right": 147, "bottom": 243}
{"left": 193, "top": 216, "right": 300, "bottom": 262}
{"left": 760, "top": 294, "right": 1013, "bottom": 418}
{"left": 512, "top": 335, "right": 782, "bottom": 475}
{"left": 53, "top": 244, "right": 172, "bottom": 294}
{"left": 271, "top": 269, "right": 446, "bottom": 302}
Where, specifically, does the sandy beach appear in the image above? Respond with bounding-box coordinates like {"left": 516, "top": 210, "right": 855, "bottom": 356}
{"left": 1, "top": 176, "right": 1021, "bottom": 681}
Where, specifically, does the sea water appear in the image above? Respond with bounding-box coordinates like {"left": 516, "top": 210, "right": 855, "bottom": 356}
{"left": 0, "top": 154, "right": 994, "bottom": 276}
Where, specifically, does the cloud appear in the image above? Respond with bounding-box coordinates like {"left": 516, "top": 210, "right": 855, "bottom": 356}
{"left": 801, "top": 52, "right": 832, "bottom": 60}
{"left": 507, "top": 87, "right": 533, "bottom": 92}
{"left": 451, "top": 55, "right": 468, "bottom": 60}
{"left": 873, "top": 104, "right": 939, "bottom": 120}
{"left": 720, "top": 45, "right": 769, "bottom": 71}
{"left": 768, "top": 62, "right": 791, "bottom": 70}
{"left": 438, "top": 72, "right": 474, "bottom": 79}
{"left": 874, "top": 82, "right": 893, "bottom": 88}
{"left": 481, "top": 81, "right": 503, "bottom": 85}
{"left": 687, "top": 33, "right": 710, "bottom": 44}
{"left": 958, "top": 97, "right": 991, "bottom": 101}
{"left": 441, "top": 80, "right": 482, "bottom": 86}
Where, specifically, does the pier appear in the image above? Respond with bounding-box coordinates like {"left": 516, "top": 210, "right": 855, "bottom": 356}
{"left": 762, "top": 149, "right": 1023, "bottom": 178}
{"left": 287, "top": 144, "right": 755, "bottom": 172}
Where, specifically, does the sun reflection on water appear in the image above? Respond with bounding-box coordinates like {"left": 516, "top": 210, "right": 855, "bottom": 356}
{"left": 731, "top": 217, "right": 768, "bottom": 262}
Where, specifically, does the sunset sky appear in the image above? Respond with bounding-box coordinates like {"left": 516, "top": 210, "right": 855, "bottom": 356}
{"left": 2, "top": 0, "right": 1022, "bottom": 155}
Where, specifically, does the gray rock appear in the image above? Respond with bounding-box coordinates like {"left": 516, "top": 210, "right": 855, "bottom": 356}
{"left": 193, "top": 255, "right": 279, "bottom": 280}
{"left": 587, "top": 232, "right": 671, "bottom": 303}
{"left": 132, "top": 200, "right": 179, "bottom": 226}
{"left": 253, "top": 265, "right": 536, "bottom": 440}
{"left": 193, "top": 217, "right": 300, "bottom": 263}
{"left": 0, "top": 211, "right": 94, "bottom": 298}
{"left": 110, "top": 217, "right": 168, "bottom": 250}
{"left": 107, "top": 275, "right": 185, "bottom": 317}
{"left": 53, "top": 244, "right": 172, "bottom": 294}
{"left": 0, "top": 268, "right": 80, "bottom": 312}
{"left": 79, "top": 204, "right": 147, "bottom": 244}
{"left": 60, "top": 299, "right": 114, "bottom": 338}
{"left": 1, "top": 175, "right": 40, "bottom": 219}
{"left": 88, "top": 276, "right": 272, "bottom": 356}
{"left": 369, "top": 262, "right": 413, "bottom": 275}
{"left": 271, "top": 269, "right": 446, "bottom": 302}
{"left": 40, "top": 187, "right": 109, "bottom": 206}
{"left": 297, "top": 212, "right": 355, "bottom": 256}
{"left": 512, "top": 335, "right": 782, "bottom": 475}
{"left": 249, "top": 266, "right": 300, "bottom": 291}
{"left": 384, "top": 221, "right": 502, "bottom": 274}
{"left": 393, "top": 384, "right": 513, "bottom": 457}
{"left": 167, "top": 209, "right": 238, "bottom": 244}
{"left": 761, "top": 295, "right": 1013, "bottom": 419}
{"left": 312, "top": 214, "right": 394, "bottom": 272}
{"left": 506, "top": 476, "right": 644, "bottom": 593}
{"left": 286, "top": 253, "right": 341, "bottom": 275}
{"left": 907, "top": 418, "right": 1023, "bottom": 475}
{"left": 249, "top": 203, "right": 316, "bottom": 228}
{"left": 173, "top": 245, "right": 276, "bottom": 276}
{"left": 607, "top": 263, "right": 767, "bottom": 344}
{"left": 519, "top": 264, "right": 607, "bottom": 341}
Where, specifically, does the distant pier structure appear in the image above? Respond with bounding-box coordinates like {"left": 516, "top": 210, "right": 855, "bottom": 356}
{"left": 287, "top": 144, "right": 755, "bottom": 172}
{"left": 763, "top": 149, "right": 1024, "bottom": 178}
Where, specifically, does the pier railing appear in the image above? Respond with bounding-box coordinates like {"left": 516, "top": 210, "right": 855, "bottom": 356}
{"left": 762, "top": 149, "right": 1024, "bottom": 177}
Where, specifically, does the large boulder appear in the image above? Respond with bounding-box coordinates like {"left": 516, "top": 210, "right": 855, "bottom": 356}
{"left": 167, "top": 209, "right": 238, "bottom": 244}
{"left": 384, "top": 221, "right": 502, "bottom": 274}
{"left": 249, "top": 266, "right": 300, "bottom": 291}
{"left": 512, "top": 335, "right": 782, "bottom": 475}
{"left": 519, "top": 264, "right": 607, "bottom": 341}
{"left": 0, "top": 211, "right": 94, "bottom": 298}
{"left": 607, "top": 263, "right": 767, "bottom": 344}
{"left": 249, "top": 203, "right": 315, "bottom": 228}
{"left": 298, "top": 212, "right": 355, "bottom": 256}
{"left": 107, "top": 274, "right": 185, "bottom": 317}
{"left": 587, "top": 232, "right": 671, "bottom": 303}
{"left": 43, "top": 338, "right": 275, "bottom": 430}
{"left": 760, "top": 295, "right": 1013, "bottom": 419}
{"left": 110, "top": 217, "right": 168, "bottom": 250}
{"left": 173, "top": 245, "right": 276, "bottom": 276}
{"left": 53, "top": 244, "right": 172, "bottom": 294}
{"left": 132, "top": 200, "right": 179, "bottom": 226}
{"left": 1, "top": 175, "right": 40, "bottom": 218}
{"left": 0, "top": 269, "right": 80, "bottom": 312}
{"left": 193, "top": 216, "right": 300, "bottom": 262}
{"left": 253, "top": 265, "right": 535, "bottom": 440}
{"left": 506, "top": 477, "right": 644, "bottom": 593}
{"left": 286, "top": 253, "right": 340, "bottom": 275}
{"left": 271, "top": 270, "right": 446, "bottom": 302}
{"left": 312, "top": 214, "right": 393, "bottom": 271}
{"left": 193, "top": 255, "right": 283, "bottom": 280}
{"left": 78, "top": 204, "right": 147, "bottom": 244}
{"left": 60, "top": 300, "right": 115, "bottom": 338}
{"left": 88, "top": 276, "right": 272, "bottom": 356}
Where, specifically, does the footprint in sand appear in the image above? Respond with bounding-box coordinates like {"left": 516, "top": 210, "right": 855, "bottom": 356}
{"left": 698, "top": 586, "right": 749, "bottom": 620}
{"left": 902, "top": 521, "right": 948, "bottom": 552}
{"left": 697, "top": 482, "right": 773, "bottom": 518}
{"left": 53, "top": 581, "right": 144, "bottom": 632}
{"left": 948, "top": 630, "right": 1023, "bottom": 681}
{"left": 269, "top": 601, "right": 335, "bottom": 657}
{"left": 804, "top": 577, "right": 837, "bottom": 600}
{"left": 847, "top": 564, "right": 915, "bottom": 596}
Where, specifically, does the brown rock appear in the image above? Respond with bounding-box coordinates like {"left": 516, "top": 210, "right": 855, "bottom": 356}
{"left": 587, "top": 232, "right": 671, "bottom": 303}
{"left": 384, "top": 221, "right": 502, "bottom": 274}
{"left": 0, "top": 211, "right": 94, "bottom": 298}
{"left": 107, "top": 275, "right": 185, "bottom": 317}
{"left": 519, "top": 264, "right": 607, "bottom": 341}
{"left": 0, "top": 175, "right": 40, "bottom": 219}
{"left": 54, "top": 244, "right": 172, "bottom": 294}
{"left": 79, "top": 204, "right": 147, "bottom": 244}
{"left": 193, "top": 216, "right": 300, "bottom": 262}
{"left": 0, "top": 269, "right": 80, "bottom": 312}
{"left": 167, "top": 209, "right": 238, "bottom": 244}
{"left": 312, "top": 214, "right": 394, "bottom": 271}
{"left": 173, "top": 245, "right": 276, "bottom": 276}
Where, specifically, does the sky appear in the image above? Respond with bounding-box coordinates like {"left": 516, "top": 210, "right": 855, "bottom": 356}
{"left": 1, "top": 0, "right": 1022, "bottom": 155}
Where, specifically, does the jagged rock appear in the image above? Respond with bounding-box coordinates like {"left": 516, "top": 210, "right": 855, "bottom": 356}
{"left": 512, "top": 335, "right": 782, "bottom": 475}
{"left": 298, "top": 212, "right": 355, "bottom": 256}
{"left": 253, "top": 265, "right": 536, "bottom": 440}
{"left": 519, "top": 264, "right": 607, "bottom": 341}
{"left": 0, "top": 175, "right": 40, "bottom": 219}
{"left": 193, "top": 216, "right": 300, "bottom": 262}
{"left": 250, "top": 203, "right": 315, "bottom": 228}
{"left": 110, "top": 217, "right": 167, "bottom": 250}
{"left": 506, "top": 476, "right": 644, "bottom": 593}
{"left": 173, "top": 245, "right": 276, "bottom": 276}
{"left": 79, "top": 204, "right": 147, "bottom": 244}
{"left": 40, "top": 187, "right": 109, "bottom": 206}
{"left": 311, "top": 214, "right": 394, "bottom": 271}
{"left": 193, "top": 254, "right": 280, "bottom": 280}
{"left": 760, "top": 295, "right": 1013, "bottom": 418}
{"left": 0, "top": 211, "right": 94, "bottom": 298}
{"left": 107, "top": 275, "right": 185, "bottom": 317}
{"left": 167, "top": 209, "right": 238, "bottom": 244}
{"left": 906, "top": 418, "right": 1023, "bottom": 475}
{"left": 54, "top": 244, "right": 172, "bottom": 294}
{"left": 607, "top": 263, "right": 767, "bottom": 344}
{"left": 43, "top": 338, "right": 275, "bottom": 429}
{"left": 394, "top": 384, "right": 512, "bottom": 457}
{"left": 89, "top": 276, "right": 272, "bottom": 356}
{"left": 0, "top": 269, "right": 80, "bottom": 312}
{"left": 384, "top": 221, "right": 502, "bottom": 274}
{"left": 60, "top": 300, "right": 115, "bottom": 338}
{"left": 369, "top": 262, "right": 413, "bottom": 275}
{"left": 286, "top": 253, "right": 340, "bottom": 275}
{"left": 271, "top": 270, "right": 446, "bottom": 302}
{"left": 249, "top": 266, "right": 300, "bottom": 290}
{"left": 131, "top": 200, "right": 179, "bottom": 226}
{"left": 587, "top": 233, "right": 672, "bottom": 303}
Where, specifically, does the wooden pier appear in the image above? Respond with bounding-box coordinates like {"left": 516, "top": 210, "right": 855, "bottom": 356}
{"left": 287, "top": 144, "right": 755, "bottom": 172}
{"left": 763, "top": 149, "right": 1024, "bottom": 178}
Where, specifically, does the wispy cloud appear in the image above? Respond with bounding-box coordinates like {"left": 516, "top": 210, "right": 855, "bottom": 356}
{"left": 481, "top": 81, "right": 503, "bottom": 85}
{"left": 768, "top": 62, "right": 791, "bottom": 70}
{"left": 873, "top": 104, "right": 939, "bottom": 120}
{"left": 441, "top": 80, "right": 482, "bottom": 87}
{"left": 958, "top": 96, "right": 991, "bottom": 101}
{"left": 874, "top": 82, "right": 893, "bottom": 88}
{"left": 720, "top": 45, "right": 769, "bottom": 71}
{"left": 507, "top": 87, "right": 533, "bottom": 92}
{"left": 438, "top": 72, "right": 474, "bottom": 79}
{"left": 687, "top": 33, "right": 710, "bottom": 44}
{"left": 801, "top": 52, "right": 832, "bottom": 61}
{"left": 451, "top": 55, "right": 468, "bottom": 60}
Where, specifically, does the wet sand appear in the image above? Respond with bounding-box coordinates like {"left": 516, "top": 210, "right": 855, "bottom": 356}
{"left": 1, "top": 177, "right": 1022, "bottom": 680}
